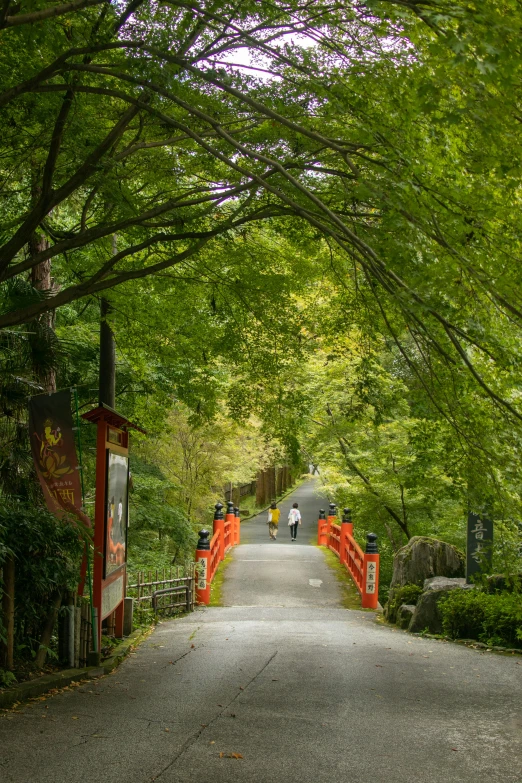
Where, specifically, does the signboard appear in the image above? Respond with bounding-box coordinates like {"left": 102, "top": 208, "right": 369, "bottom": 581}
{"left": 366, "top": 561, "right": 377, "bottom": 594}
{"left": 466, "top": 512, "right": 493, "bottom": 581}
{"left": 102, "top": 574, "right": 125, "bottom": 617}
{"left": 82, "top": 404, "right": 144, "bottom": 650}
{"left": 105, "top": 452, "right": 129, "bottom": 577}
{"left": 197, "top": 556, "right": 208, "bottom": 590}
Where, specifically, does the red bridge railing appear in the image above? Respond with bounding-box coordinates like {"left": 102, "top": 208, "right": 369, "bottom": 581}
{"left": 318, "top": 505, "right": 379, "bottom": 609}
{"left": 195, "top": 501, "right": 241, "bottom": 604}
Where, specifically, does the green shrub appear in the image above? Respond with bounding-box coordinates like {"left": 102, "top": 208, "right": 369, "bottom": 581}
{"left": 0, "top": 669, "right": 17, "bottom": 688}
{"left": 439, "top": 590, "right": 522, "bottom": 648}
{"left": 0, "top": 500, "right": 85, "bottom": 661}
{"left": 385, "top": 583, "right": 423, "bottom": 624}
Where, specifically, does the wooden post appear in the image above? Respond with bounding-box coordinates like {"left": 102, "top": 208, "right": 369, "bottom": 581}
{"left": 362, "top": 534, "right": 380, "bottom": 609}
{"left": 213, "top": 502, "right": 225, "bottom": 561}
{"left": 317, "top": 509, "right": 327, "bottom": 547}
{"left": 99, "top": 298, "right": 115, "bottom": 408}
{"left": 340, "top": 509, "right": 353, "bottom": 568}
{"left": 0, "top": 555, "right": 15, "bottom": 670}
{"left": 195, "top": 530, "right": 211, "bottom": 605}
{"left": 234, "top": 506, "right": 241, "bottom": 546}
{"left": 326, "top": 502, "right": 337, "bottom": 548}
{"left": 225, "top": 501, "right": 235, "bottom": 546}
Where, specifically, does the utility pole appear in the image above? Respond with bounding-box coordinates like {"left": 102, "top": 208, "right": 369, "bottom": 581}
{"left": 99, "top": 297, "right": 116, "bottom": 407}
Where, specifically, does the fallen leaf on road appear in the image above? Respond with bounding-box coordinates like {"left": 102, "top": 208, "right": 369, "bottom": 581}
{"left": 191, "top": 644, "right": 195, "bottom": 649}
{"left": 165, "top": 728, "right": 170, "bottom": 732}
{"left": 210, "top": 741, "right": 215, "bottom": 745}
{"left": 72, "top": 717, "right": 79, "bottom": 720}
{"left": 229, "top": 753, "right": 243, "bottom": 759}
{"left": 219, "top": 752, "right": 225, "bottom": 758}
{"left": 451, "top": 748, "right": 458, "bottom": 752}
{"left": 239, "top": 686, "right": 244, "bottom": 690}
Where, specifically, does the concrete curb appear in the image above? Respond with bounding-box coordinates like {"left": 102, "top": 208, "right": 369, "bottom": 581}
{"left": 0, "top": 626, "right": 152, "bottom": 710}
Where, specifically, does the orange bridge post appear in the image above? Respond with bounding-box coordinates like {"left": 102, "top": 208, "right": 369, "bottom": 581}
{"left": 195, "top": 530, "right": 211, "bottom": 605}
{"left": 234, "top": 506, "right": 241, "bottom": 546}
{"left": 213, "top": 502, "right": 225, "bottom": 562}
{"left": 362, "top": 533, "right": 379, "bottom": 609}
{"left": 326, "top": 503, "right": 336, "bottom": 546}
{"left": 317, "top": 508, "right": 327, "bottom": 546}
{"left": 340, "top": 508, "right": 353, "bottom": 568}
{"left": 225, "top": 501, "right": 235, "bottom": 550}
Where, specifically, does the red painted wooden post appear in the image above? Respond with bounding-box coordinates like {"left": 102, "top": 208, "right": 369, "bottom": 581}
{"left": 327, "top": 503, "right": 336, "bottom": 548}
{"left": 213, "top": 502, "right": 225, "bottom": 562}
{"left": 340, "top": 508, "right": 353, "bottom": 568}
{"left": 195, "top": 530, "right": 211, "bottom": 605}
{"left": 362, "top": 533, "right": 380, "bottom": 609}
{"left": 234, "top": 506, "right": 241, "bottom": 546}
{"left": 317, "top": 508, "right": 327, "bottom": 546}
{"left": 225, "top": 501, "right": 235, "bottom": 548}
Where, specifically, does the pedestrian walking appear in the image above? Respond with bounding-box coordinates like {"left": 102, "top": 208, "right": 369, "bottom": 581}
{"left": 267, "top": 501, "right": 280, "bottom": 540}
{"left": 288, "top": 502, "right": 301, "bottom": 541}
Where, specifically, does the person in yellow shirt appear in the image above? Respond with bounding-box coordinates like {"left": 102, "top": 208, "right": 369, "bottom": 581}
{"left": 267, "top": 502, "right": 280, "bottom": 540}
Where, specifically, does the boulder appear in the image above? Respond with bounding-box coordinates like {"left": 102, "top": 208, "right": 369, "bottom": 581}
{"left": 397, "top": 604, "right": 415, "bottom": 630}
{"left": 423, "top": 576, "right": 469, "bottom": 591}
{"left": 391, "top": 536, "right": 465, "bottom": 588}
{"left": 408, "top": 580, "right": 474, "bottom": 634}
{"left": 384, "top": 583, "right": 423, "bottom": 623}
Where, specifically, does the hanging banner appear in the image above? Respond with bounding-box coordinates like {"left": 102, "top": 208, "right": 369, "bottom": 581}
{"left": 28, "top": 389, "right": 84, "bottom": 519}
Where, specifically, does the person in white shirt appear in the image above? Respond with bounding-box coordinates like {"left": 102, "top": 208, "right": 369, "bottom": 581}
{"left": 288, "top": 502, "right": 301, "bottom": 541}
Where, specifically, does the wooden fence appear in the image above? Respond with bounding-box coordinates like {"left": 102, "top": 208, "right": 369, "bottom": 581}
{"left": 127, "top": 564, "right": 196, "bottom": 621}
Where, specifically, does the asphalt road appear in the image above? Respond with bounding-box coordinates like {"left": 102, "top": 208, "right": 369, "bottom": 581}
{"left": 1, "top": 480, "right": 521, "bottom": 783}
{"left": 222, "top": 477, "right": 348, "bottom": 607}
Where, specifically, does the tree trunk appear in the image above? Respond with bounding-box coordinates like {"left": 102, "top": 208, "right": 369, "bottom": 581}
{"left": 34, "top": 590, "right": 62, "bottom": 669}
{"left": 0, "top": 555, "right": 15, "bottom": 670}
{"left": 276, "top": 467, "right": 283, "bottom": 496}
{"left": 268, "top": 467, "right": 276, "bottom": 502}
{"left": 256, "top": 470, "right": 265, "bottom": 506}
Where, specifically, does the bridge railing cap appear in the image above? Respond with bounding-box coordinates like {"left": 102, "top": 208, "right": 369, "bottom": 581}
{"left": 197, "top": 529, "right": 211, "bottom": 550}
{"left": 365, "top": 532, "right": 378, "bottom": 554}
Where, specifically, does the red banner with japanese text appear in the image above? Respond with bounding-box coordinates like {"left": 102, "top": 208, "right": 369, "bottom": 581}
{"left": 28, "top": 390, "right": 87, "bottom": 523}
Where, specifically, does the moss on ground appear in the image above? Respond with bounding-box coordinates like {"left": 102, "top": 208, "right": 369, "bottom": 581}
{"left": 316, "top": 544, "right": 364, "bottom": 610}
{"left": 209, "top": 553, "right": 234, "bottom": 606}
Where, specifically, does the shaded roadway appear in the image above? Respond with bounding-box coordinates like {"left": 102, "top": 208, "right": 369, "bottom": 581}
{"left": 1, "top": 479, "right": 521, "bottom": 782}
{"left": 221, "top": 477, "right": 353, "bottom": 607}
